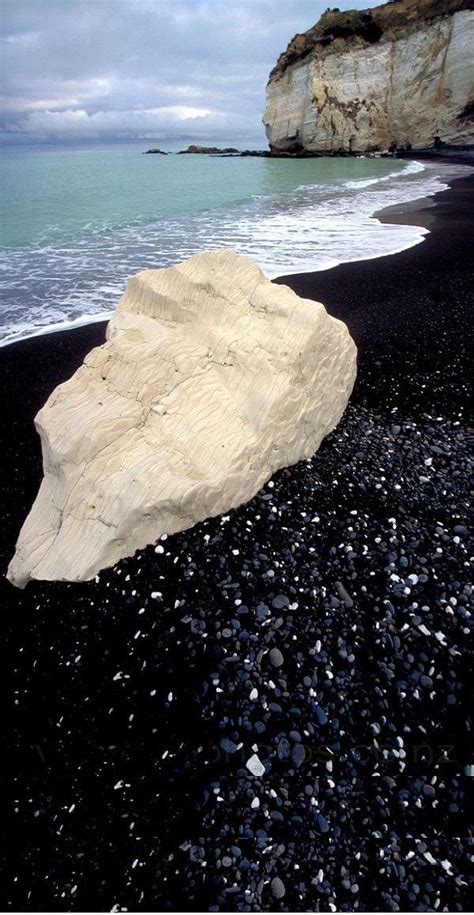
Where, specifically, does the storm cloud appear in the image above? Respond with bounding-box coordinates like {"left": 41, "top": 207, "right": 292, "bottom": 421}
{"left": 1, "top": 0, "right": 380, "bottom": 143}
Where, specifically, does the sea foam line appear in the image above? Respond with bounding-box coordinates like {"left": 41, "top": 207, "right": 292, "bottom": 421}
{"left": 0, "top": 160, "right": 467, "bottom": 348}
{"left": 0, "top": 310, "right": 114, "bottom": 347}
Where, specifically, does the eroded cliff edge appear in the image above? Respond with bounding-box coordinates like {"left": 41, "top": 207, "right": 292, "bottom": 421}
{"left": 264, "top": 0, "right": 474, "bottom": 154}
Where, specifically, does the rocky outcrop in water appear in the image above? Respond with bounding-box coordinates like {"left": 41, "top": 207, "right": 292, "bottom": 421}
{"left": 264, "top": 0, "right": 474, "bottom": 154}
{"left": 7, "top": 251, "right": 357, "bottom": 587}
{"left": 178, "top": 145, "right": 239, "bottom": 154}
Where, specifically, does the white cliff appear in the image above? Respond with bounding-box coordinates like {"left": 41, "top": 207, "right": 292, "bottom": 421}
{"left": 264, "top": 0, "right": 474, "bottom": 154}
{"left": 7, "top": 250, "right": 357, "bottom": 588}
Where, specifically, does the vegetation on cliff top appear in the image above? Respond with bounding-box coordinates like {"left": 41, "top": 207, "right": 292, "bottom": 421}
{"left": 269, "top": 0, "right": 473, "bottom": 80}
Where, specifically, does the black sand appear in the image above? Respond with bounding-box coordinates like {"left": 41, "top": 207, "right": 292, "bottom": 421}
{"left": 1, "top": 177, "right": 472, "bottom": 911}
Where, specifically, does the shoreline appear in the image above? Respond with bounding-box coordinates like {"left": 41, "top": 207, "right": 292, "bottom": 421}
{"left": 1, "top": 161, "right": 470, "bottom": 350}
{"left": 276, "top": 174, "right": 473, "bottom": 417}
{"left": 0, "top": 174, "right": 469, "bottom": 363}
{"left": 3, "top": 175, "right": 472, "bottom": 911}
{"left": 0, "top": 199, "right": 436, "bottom": 351}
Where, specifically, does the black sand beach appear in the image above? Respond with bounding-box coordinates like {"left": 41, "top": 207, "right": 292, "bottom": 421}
{"left": 2, "top": 176, "right": 472, "bottom": 911}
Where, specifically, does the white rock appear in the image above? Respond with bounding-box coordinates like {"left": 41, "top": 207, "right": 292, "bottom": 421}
{"left": 264, "top": 2, "right": 474, "bottom": 153}
{"left": 7, "top": 250, "right": 356, "bottom": 587}
{"left": 246, "top": 753, "right": 266, "bottom": 778}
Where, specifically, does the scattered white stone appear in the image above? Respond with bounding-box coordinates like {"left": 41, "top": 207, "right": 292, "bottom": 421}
{"left": 246, "top": 753, "right": 265, "bottom": 778}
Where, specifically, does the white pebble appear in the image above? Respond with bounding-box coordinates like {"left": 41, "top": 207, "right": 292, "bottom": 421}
{"left": 246, "top": 753, "right": 265, "bottom": 777}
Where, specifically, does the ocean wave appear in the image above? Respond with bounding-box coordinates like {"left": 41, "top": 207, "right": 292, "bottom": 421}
{"left": 0, "top": 160, "right": 471, "bottom": 347}
{"left": 342, "top": 159, "right": 425, "bottom": 190}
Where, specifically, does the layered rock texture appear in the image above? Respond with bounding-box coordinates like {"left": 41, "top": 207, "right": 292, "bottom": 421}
{"left": 264, "top": 0, "right": 474, "bottom": 154}
{"left": 8, "top": 251, "right": 356, "bottom": 588}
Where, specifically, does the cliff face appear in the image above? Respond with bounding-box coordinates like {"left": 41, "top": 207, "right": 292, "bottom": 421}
{"left": 264, "top": 0, "right": 474, "bottom": 153}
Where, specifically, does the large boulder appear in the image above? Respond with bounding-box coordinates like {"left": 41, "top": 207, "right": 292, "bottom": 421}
{"left": 7, "top": 251, "right": 357, "bottom": 588}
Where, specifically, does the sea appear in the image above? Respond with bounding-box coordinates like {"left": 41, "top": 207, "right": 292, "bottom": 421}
{"left": 0, "top": 139, "right": 469, "bottom": 346}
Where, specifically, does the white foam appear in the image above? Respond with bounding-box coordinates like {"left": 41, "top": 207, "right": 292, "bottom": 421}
{"left": 343, "top": 159, "right": 425, "bottom": 190}
{"left": 0, "top": 309, "right": 113, "bottom": 347}
{"left": 0, "top": 160, "right": 471, "bottom": 347}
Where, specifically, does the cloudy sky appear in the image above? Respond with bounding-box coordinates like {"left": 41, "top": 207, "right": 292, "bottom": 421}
{"left": 1, "top": 0, "right": 380, "bottom": 144}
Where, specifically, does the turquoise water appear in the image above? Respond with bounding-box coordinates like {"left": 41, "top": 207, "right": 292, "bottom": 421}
{"left": 2, "top": 143, "right": 414, "bottom": 250}
{"left": 0, "top": 142, "right": 466, "bottom": 344}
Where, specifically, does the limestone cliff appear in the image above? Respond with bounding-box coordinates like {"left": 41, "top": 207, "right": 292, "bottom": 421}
{"left": 264, "top": 0, "right": 474, "bottom": 154}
